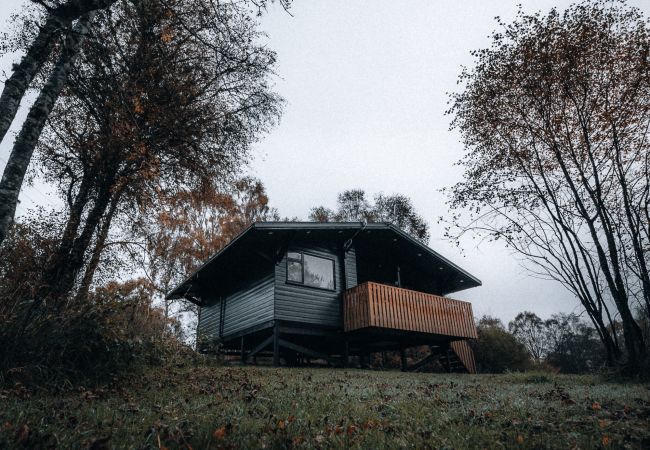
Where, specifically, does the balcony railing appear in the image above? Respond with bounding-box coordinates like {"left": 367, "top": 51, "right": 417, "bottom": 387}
{"left": 343, "top": 281, "right": 477, "bottom": 339}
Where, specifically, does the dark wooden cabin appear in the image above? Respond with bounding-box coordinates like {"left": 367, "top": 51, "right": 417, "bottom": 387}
{"left": 167, "top": 222, "right": 482, "bottom": 373}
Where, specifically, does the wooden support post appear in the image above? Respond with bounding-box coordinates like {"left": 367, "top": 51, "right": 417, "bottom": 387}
{"left": 240, "top": 336, "right": 246, "bottom": 364}
{"left": 360, "top": 352, "right": 368, "bottom": 369}
{"left": 400, "top": 347, "right": 407, "bottom": 372}
{"left": 273, "top": 323, "right": 280, "bottom": 367}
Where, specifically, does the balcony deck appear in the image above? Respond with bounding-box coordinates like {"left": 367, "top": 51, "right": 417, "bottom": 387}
{"left": 343, "top": 281, "right": 478, "bottom": 339}
{"left": 343, "top": 282, "right": 478, "bottom": 373}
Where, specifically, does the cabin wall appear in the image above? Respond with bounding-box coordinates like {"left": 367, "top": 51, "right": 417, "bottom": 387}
{"left": 196, "top": 292, "right": 221, "bottom": 342}
{"left": 344, "top": 246, "right": 358, "bottom": 289}
{"left": 275, "top": 242, "right": 349, "bottom": 328}
{"left": 197, "top": 272, "right": 274, "bottom": 342}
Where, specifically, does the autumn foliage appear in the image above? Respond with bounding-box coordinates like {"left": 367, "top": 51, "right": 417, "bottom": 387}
{"left": 0, "top": 0, "right": 282, "bottom": 383}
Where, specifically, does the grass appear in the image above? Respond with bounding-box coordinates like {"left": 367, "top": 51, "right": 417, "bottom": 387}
{"left": 1, "top": 365, "right": 649, "bottom": 449}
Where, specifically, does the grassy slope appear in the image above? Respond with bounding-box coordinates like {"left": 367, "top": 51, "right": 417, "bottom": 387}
{"left": 1, "top": 366, "right": 649, "bottom": 449}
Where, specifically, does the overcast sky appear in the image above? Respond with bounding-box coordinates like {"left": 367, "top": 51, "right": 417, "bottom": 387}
{"left": 1, "top": 0, "right": 648, "bottom": 324}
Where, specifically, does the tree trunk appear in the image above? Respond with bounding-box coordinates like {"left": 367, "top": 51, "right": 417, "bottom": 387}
{"left": 0, "top": 13, "right": 95, "bottom": 246}
{"left": 75, "top": 192, "right": 121, "bottom": 302}
{"left": 0, "top": 15, "right": 70, "bottom": 145}
{"left": 45, "top": 183, "right": 114, "bottom": 305}
{"left": 0, "top": 0, "right": 120, "bottom": 145}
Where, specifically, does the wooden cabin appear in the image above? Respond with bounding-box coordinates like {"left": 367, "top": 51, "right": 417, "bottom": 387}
{"left": 167, "top": 222, "right": 482, "bottom": 373}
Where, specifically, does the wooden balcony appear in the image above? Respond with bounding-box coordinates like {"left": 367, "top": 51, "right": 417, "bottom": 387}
{"left": 343, "top": 281, "right": 478, "bottom": 340}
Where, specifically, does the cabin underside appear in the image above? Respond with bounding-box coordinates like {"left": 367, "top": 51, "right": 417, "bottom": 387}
{"left": 208, "top": 319, "right": 476, "bottom": 373}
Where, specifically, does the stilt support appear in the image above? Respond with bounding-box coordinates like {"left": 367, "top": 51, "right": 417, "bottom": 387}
{"left": 273, "top": 323, "right": 280, "bottom": 366}
{"left": 400, "top": 347, "right": 407, "bottom": 372}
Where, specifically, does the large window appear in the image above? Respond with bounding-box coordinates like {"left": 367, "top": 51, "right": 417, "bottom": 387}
{"left": 286, "top": 251, "right": 335, "bottom": 290}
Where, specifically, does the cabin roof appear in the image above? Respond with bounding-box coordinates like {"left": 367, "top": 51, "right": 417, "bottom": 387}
{"left": 166, "top": 222, "right": 481, "bottom": 301}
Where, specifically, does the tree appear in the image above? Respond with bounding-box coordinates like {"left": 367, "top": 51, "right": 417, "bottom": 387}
{"left": 310, "top": 189, "right": 430, "bottom": 242}
{"left": 141, "top": 177, "right": 279, "bottom": 324}
{"left": 473, "top": 316, "right": 531, "bottom": 373}
{"left": 0, "top": 0, "right": 119, "bottom": 246}
{"left": 545, "top": 313, "right": 606, "bottom": 373}
{"left": 28, "top": 0, "right": 281, "bottom": 312}
{"left": 446, "top": 1, "right": 649, "bottom": 372}
{"left": 508, "top": 311, "right": 548, "bottom": 362}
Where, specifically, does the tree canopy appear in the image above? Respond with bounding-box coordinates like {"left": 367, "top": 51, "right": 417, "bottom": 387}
{"left": 447, "top": 0, "right": 650, "bottom": 372}
{"left": 310, "top": 189, "right": 430, "bottom": 243}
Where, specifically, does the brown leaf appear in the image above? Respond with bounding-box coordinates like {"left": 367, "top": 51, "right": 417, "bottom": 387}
{"left": 212, "top": 427, "right": 227, "bottom": 439}
{"left": 14, "top": 424, "right": 29, "bottom": 444}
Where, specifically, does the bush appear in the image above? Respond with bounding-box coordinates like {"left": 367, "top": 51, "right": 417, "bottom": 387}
{"left": 0, "top": 279, "right": 194, "bottom": 387}
{"left": 473, "top": 316, "right": 531, "bottom": 373}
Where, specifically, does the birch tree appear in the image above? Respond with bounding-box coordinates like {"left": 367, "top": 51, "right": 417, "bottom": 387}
{"left": 31, "top": 0, "right": 281, "bottom": 307}
{"left": 0, "top": 0, "right": 118, "bottom": 246}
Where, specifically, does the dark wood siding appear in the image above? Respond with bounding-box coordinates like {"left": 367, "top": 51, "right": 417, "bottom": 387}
{"left": 197, "top": 273, "right": 274, "bottom": 341}
{"left": 197, "top": 293, "right": 221, "bottom": 341}
{"left": 223, "top": 274, "right": 274, "bottom": 336}
{"left": 275, "top": 243, "right": 344, "bottom": 328}
{"left": 344, "top": 246, "right": 357, "bottom": 289}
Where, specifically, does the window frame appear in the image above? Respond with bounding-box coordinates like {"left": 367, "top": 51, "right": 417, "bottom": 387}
{"left": 285, "top": 250, "right": 336, "bottom": 291}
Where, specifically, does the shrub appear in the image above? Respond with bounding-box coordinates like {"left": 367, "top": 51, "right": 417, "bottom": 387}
{"left": 473, "top": 316, "right": 531, "bottom": 373}
{"left": 0, "top": 279, "right": 194, "bottom": 387}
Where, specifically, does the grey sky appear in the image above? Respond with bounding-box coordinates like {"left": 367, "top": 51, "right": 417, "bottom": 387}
{"left": 1, "top": 0, "right": 648, "bottom": 324}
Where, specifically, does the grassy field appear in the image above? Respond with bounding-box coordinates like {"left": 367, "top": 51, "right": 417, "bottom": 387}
{"left": 1, "top": 365, "right": 649, "bottom": 449}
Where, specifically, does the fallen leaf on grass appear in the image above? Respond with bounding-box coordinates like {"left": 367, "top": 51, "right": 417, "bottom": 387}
{"left": 602, "top": 435, "right": 610, "bottom": 446}
{"left": 213, "top": 427, "right": 227, "bottom": 439}
{"left": 592, "top": 402, "right": 602, "bottom": 411}
{"left": 516, "top": 434, "right": 524, "bottom": 444}
{"left": 14, "top": 424, "right": 29, "bottom": 444}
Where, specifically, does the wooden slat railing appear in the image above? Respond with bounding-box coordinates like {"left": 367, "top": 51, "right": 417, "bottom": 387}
{"left": 450, "top": 340, "right": 477, "bottom": 374}
{"left": 343, "top": 281, "right": 478, "bottom": 339}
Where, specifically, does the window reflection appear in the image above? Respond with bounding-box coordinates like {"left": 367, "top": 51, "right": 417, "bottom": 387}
{"left": 286, "top": 251, "right": 335, "bottom": 290}
{"left": 303, "top": 254, "right": 334, "bottom": 289}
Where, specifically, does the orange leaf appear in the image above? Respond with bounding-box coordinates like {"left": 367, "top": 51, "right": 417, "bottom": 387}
{"left": 516, "top": 435, "right": 524, "bottom": 444}
{"left": 602, "top": 435, "right": 610, "bottom": 446}
{"left": 592, "top": 402, "right": 602, "bottom": 411}
{"left": 212, "top": 427, "right": 227, "bottom": 440}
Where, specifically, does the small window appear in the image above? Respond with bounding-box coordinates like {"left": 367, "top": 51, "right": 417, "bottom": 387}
{"left": 286, "top": 251, "right": 335, "bottom": 290}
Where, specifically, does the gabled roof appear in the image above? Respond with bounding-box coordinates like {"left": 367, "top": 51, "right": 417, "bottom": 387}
{"left": 166, "top": 221, "right": 481, "bottom": 300}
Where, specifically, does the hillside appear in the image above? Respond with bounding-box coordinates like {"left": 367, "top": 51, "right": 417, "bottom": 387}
{"left": 1, "top": 366, "right": 649, "bottom": 449}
